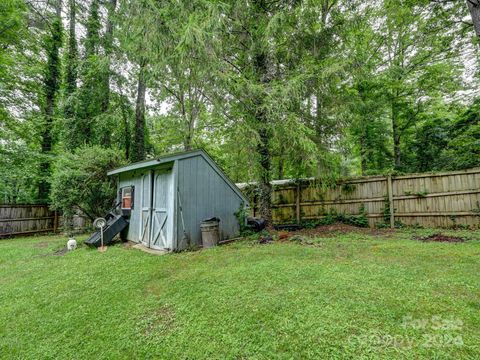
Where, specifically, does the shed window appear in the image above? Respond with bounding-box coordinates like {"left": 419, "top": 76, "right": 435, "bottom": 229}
{"left": 121, "top": 186, "right": 134, "bottom": 210}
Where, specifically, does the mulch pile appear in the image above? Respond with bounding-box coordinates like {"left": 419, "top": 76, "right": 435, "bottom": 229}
{"left": 283, "top": 223, "right": 394, "bottom": 239}
{"left": 258, "top": 235, "right": 274, "bottom": 244}
{"left": 414, "top": 233, "right": 465, "bottom": 243}
{"left": 257, "top": 224, "right": 467, "bottom": 245}
{"left": 256, "top": 222, "right": 394, "bottom": 246}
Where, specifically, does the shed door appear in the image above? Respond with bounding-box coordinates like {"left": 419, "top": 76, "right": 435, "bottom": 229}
{"left": 150, "top": 171, "right": 173, "bottom": 250}
{"left": 140, "top": 172, "right": 152, "bottom": 247}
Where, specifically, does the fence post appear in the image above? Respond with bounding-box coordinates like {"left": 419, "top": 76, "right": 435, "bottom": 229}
{"left": 387, "top": 175, "right": 395, "bottom": 229}
{"left": 296, "top": 183, "right": 301, "bottom": 224}
{"left": 54, "top": 210, "right": 58, "bottom": 233}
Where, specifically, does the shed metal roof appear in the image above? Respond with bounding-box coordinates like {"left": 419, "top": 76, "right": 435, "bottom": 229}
{"left": 107, "top": 149, "right": 249, "bottom": 204}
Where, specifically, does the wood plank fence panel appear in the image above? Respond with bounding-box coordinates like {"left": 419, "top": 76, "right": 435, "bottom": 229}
{"left": 239, "top": 168, "right": 480, "bottom": 229}
{"left": 0, "top": 205, "right": 58, "bottom": 237}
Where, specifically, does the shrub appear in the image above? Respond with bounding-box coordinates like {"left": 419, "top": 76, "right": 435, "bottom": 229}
{"left": 301, "top": 207, "right": 369, "bottom": 229}
{"left": 50, "top": 146, "right": 126, "bottom": 222}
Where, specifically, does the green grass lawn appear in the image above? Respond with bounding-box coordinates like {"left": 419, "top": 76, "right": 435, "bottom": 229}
{"left": 1, "top": 228, "right": 480, "bottom": 359}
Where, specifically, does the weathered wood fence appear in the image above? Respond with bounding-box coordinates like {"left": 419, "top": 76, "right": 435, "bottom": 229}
{"left": 239, "top": 168, "right": 480, "bottom": 228}
{"left": 0, "top": 205, "right": 59, "bottom": 237}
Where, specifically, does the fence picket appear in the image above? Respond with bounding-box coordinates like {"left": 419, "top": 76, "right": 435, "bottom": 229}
{"left": 239, "top": 168, "right": 480, "bottom": 228}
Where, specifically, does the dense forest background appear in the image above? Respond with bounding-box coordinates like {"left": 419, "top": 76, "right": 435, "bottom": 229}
{"left": 1, "top": 1, "right": 479, "bottom": 219}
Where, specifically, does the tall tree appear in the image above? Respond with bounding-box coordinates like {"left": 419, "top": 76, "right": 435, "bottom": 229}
{"left": 380, "top": 0, "right": 460, "bottom": 170}
{"left": 38, "top": 0, "right": 63, "bottom": 202}
{"left": 219, "top": 0, "right": 310, "bottom": 226}
{"left": 102, "top": 0, "right": 117, "bottom": 114}
{"left": 345, "top": 4, "right": 392, "bottom": 175}
{"left": 1, "top": 0, "right": 477, "bottom": 206}
{"left": 144, "top": 1, "right": 224, "bottom": 152}
{"left": 132, "top": 59, "right": 147, "bottom": 162}
{"left": 63, "top": 0, "right": 77, "bottom": 119}
{"left": 65, "top": 0, "right": 108, "bottom": 150}
{"left": 117, "top": 0, "right": 171, "bottom": 161}
{"left": 0, "top": 0, "right": 42, "bottom": 204}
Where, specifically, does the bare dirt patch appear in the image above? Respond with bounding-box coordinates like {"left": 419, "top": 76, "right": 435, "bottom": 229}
{"left": 414, "top": 233, "right": 465, "bottom": 243}
{"left": 279, "top": 223, "right": 394, "bottom": 239}
{"left": 34, "top": 246, "right": 69, "bottom": 258}
{"left": 33, "top": 242, "right": 50, "bottom": 248}
{"left": 52, "top": 247, "right": 69, "bottom": 256}
{"left": 122, "top": 241, "right": 136, "bottom": 249}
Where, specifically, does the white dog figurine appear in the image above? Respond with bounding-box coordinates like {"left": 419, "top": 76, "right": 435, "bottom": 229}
{"left": 67, "top": 238, "right": 77, "bottom": 251}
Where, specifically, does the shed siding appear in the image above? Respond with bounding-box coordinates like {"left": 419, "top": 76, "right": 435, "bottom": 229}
{"left": 176, "top": 155, "right": 243, "bottom": 249}
{"left": 118, "top": 170, "right": 147, "bottom": 243}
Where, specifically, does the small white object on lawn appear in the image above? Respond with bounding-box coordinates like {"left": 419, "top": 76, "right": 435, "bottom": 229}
{"left": 67, "top": 238, "right": 77, "bottom": 251}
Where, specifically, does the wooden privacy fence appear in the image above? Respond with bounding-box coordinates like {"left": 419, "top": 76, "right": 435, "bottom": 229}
{"left": 0, "top": 205, "right": 59, "bottom": 237}
{"left": 239, "top": 168, "right": 480, "bottom": 228}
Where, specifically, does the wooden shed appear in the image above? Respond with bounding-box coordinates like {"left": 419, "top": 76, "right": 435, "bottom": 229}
{"left": 107, "top": 150, "right": 248, "bottom": 251}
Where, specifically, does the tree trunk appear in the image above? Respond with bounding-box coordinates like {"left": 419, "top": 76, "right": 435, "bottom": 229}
{"left": 467, "top": 0, "right": 480, "bottom": 38}
{"left": 315, "top": 92, "right": 323, "bottom": 144}
{"left": 247, "top": 0, "right": 274, "bottom": 227}
{"left": 392, "top": 100, "right": 402, "bottom": 170}
{"left": 253, "top": 49, "right": 272, "bottom": 227}
{"left": 97, "top": 0, "right": 117, "bottom": 147}
{"left": 63, "top": 0, "right": 77, "bottom": 152}
{"left": 101, "top": 0, "right": 117, "bottom": 113}
{"left": 183, "top": 133, "right": 193, "bottom": 151}
{"left": 257, "top": 123, "right": 272, "bottom": 227}
{"left": 65, "top": 0, "right": 77, "bottom": 99}
{"left": 131, "top": 61, "right": 147, "bottom": 162}
{"left": 360, "top": 132, "right": 367, "bottom": 175}
{"left": 39, "top": 0, "right": 62, "bottom": 203}
{"left": 85, "top": 0, "right": 100, "bottom": 57}
{"left": 120, "top": 96, "right": 131, "bottom": 160}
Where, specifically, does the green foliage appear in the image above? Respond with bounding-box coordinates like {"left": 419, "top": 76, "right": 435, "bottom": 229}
{"left": 62, "top": 0, "right": 118, "bottom": 151}
{"left": 382, "top": 196, "right": 391, "bottom": 224}
{"left": 38, "top": 1, "right": 63, "bottom": 203}
{"left": 404, "top": 190, "right": 429, "bottom": 198}
{"left": 404, "top": 115, "right": 451, "bottom": 172}
{"left": 340, "top": 183, "right": 356, "bottom": 194}
{"left": 50, "top": 146, "right": 126, "bottom": 220}
{"left": 84, "top": 0, "right": 101, "bottom": 57}
{"left": 234, "top": 202, "right": 252, "bottom": 236}
{"left": 0, "top": 142, "right": 41, "bottom": 204}
{"left": 1, "top": 0, "right": 479, "bottom": 210}
{"left": 441, "top": 100, "right": 480, "bottom": 170}
{"left": 301, "top": 205, "right": 369, "bottom": 229}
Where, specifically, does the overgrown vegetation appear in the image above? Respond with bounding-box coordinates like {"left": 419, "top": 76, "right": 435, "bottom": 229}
{"left": 234, "top": 202, "right": 253, "bottom": 236}
{"left": 1, "top": 1, "right": 480, "bottom": 226}
{"left": 50, "top": 146, "right": 125, "bottom": 222}
{"left": 302, "top": 206, "right": 369, "bottom": 228}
